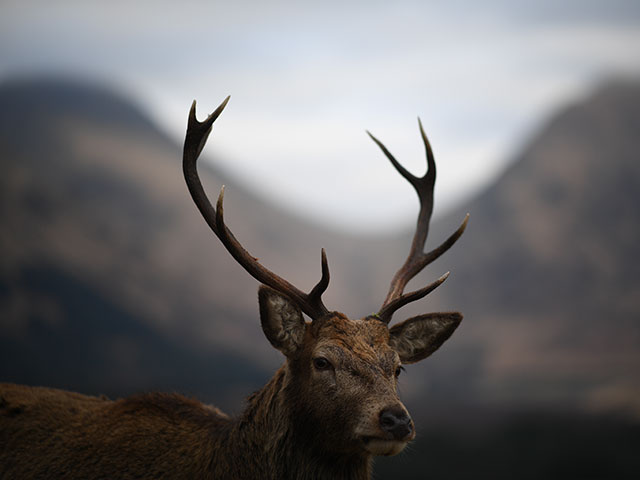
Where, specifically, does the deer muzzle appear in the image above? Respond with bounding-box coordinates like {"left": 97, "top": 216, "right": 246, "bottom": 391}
{"left": 379, "top": 406, "right": 414, "bottom": 441}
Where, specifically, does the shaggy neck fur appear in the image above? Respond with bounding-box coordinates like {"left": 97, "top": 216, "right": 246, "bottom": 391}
{"left": 214, "top": 366, "right": 372, "bottom": 480}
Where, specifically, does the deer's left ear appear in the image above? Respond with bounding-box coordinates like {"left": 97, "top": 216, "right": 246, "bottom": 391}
{"left": 388, "top": 312, "right": 462, "bottom": 364}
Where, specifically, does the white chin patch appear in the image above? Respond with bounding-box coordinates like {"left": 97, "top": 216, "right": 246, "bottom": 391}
{"left": 363, "top": 438, "right": 408, "bottom": 456}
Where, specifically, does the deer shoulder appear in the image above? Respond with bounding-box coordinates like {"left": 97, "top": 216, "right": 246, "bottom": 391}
{"left": 1, "top": 383, "right": 232, "bottom": 478}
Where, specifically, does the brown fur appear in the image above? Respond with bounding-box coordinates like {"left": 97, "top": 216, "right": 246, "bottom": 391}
{"left": 1, "top": 289, "right": 461, "bottom": 479}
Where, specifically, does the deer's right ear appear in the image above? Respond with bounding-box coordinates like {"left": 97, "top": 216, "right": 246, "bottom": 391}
{"left": 259, "top": 286, "right": 306, "bottom": 356}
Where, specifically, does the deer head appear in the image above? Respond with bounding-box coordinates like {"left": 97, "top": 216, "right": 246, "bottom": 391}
{"left": 183, "top": 97, "right": 468, "bottom": 457}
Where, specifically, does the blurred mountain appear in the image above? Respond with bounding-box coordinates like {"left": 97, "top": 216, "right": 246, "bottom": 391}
{"left": 1, "top": 76, "right": 639, "bottom": 478}
{"left": 422, "top": 80, "right": 640, "bottom": 416}
{"left": 1, "top": 77, "right": 638, "bottom": 415}
{"left": 0, "top": 77, "right": 405, "bottom": 410}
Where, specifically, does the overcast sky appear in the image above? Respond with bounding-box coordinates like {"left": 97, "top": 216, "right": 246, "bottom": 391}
{"left": 2, "top": 0, "right": 639, "bottom": 232}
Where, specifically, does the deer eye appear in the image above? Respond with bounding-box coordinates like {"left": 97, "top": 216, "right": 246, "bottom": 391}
{"left": 313, "top": 357, "right": 332, "bottom": 371}
{"left": 395, "top": 366, "right": 405, "bottom": 377}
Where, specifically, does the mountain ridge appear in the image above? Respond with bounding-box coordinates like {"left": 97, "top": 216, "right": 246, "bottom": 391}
{"left": 1, "top": 76, "right": 638, "bottom": 419}
{"left": 430, "top": 79, "right": 640, "bottom": 415}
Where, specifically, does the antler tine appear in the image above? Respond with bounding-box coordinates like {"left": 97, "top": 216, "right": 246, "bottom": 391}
{"left": 368, "top": 120, "right": 468, "bottom": 324}
{"left": 183, "top": 97, "right": 330, "bottom": 320}
{"left": 309, "top": 248, "right": 330, "bottom": 303}
{"left": 377, "top": 272, "right": 449, "bottom": 322}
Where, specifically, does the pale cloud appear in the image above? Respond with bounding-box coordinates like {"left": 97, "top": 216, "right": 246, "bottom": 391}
{"left": 1, "top": 0, "right": 639, "bottom": 231}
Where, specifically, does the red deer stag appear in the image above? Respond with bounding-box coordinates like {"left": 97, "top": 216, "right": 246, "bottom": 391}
{"left": 0, "top": 97, "right": 468, "bottom": 479}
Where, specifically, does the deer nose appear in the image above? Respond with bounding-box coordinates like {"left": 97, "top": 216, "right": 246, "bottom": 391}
{"left": 379, "top": 407, "right": 413, "bottom": 440}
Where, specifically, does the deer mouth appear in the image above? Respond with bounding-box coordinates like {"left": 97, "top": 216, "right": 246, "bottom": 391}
{"left": 361, "top": 436, "right": 409, "bottom": 456}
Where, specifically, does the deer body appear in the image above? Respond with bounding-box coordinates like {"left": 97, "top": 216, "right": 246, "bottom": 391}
{"left": 1, "top": 97, "right": 468, "bottom": 479}
{"left": 0, "top": 368, "right": 369, "bottom": 479}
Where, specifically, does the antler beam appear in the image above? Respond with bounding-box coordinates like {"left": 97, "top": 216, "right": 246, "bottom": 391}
{"left": 368, "top": 120, "right": 469, "bottom": 324}
{"left": 183, "top": 97, "right": 330, "bottom": 320}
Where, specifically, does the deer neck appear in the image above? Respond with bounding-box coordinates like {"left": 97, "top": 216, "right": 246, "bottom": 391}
{"left": 231, "top": 365, "right": 372, "bottom": 480}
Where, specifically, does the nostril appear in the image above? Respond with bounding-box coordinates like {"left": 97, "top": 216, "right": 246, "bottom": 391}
{"left": 379, "top": 407, "right": 413, "bottom": 440}
{"left": 380, "top": 412, "right": 396, "bottom": 428}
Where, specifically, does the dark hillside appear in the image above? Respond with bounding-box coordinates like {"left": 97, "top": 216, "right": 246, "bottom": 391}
{"left": 426, "top": 81, "right": 640, "bottom": 414}
{"left": 0, "top": 77, "right": 403, "bottom": 409}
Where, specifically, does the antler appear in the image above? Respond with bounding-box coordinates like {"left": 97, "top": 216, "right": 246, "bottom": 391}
{"left": 183, "top": 97, "right": 330, "bottom": 320}
{"left": 367, "top": 119, "right": 469, "bottom": 324}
